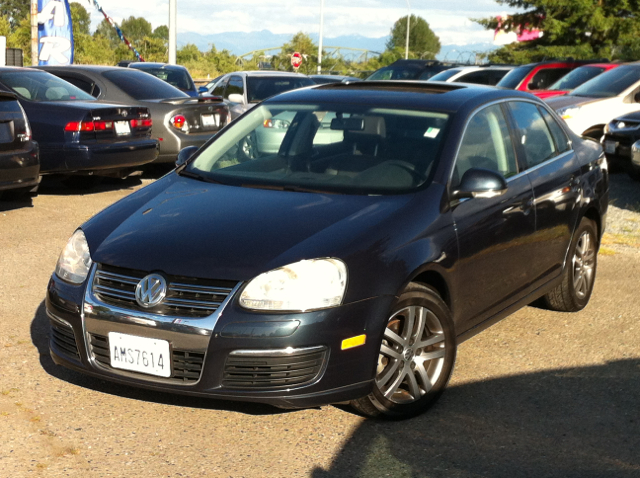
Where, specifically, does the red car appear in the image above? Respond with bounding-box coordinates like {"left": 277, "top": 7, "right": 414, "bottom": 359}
{"left": 533, "top": 63, "right": 620, "bottom": 99}
{"left": 497, "top": 60, "right": 606, "bottom": 94}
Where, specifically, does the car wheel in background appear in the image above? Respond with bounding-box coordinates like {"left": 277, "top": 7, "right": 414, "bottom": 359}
{"left": 239, "top": 132, "right": 258, "bottom": 161}
{"left": 350, "top": 283, "right": 456, "bottom": 419}
{"left": 544, "top": 217, "right": 598, "bottom": 312}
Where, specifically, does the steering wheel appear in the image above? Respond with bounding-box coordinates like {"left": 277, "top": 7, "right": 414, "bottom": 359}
{"left": 385, "top": 160, "right": 428, "bottom": 182}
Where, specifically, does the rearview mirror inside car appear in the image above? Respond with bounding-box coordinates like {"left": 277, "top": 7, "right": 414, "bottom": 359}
{"left": 330, "top": 117, "right": 365, "bottom": 131}
{"left": 451, "top": 168, "right": 508, "bottom": 201}
{"left": 175, "top": 145, "right": 199, "bottom": 167}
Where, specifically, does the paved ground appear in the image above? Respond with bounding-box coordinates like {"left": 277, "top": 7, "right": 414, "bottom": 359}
{"left": 0, "top": 173, "right": 639, "bottom": 478}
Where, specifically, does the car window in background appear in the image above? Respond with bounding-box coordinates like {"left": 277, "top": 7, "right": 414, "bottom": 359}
{"left": 246, "top": 77, "right": 315, "bottom": 102}
{"left": 538, "top": 106, "right": 571, "bottom": 153}
{"left": 429, "top": 69, "right": 461, "bottom": 82}
{"left": 212, "top": 77, "right": 228, "bottom": 96}
{"left": 368, "top": 67, "right": 423, "bottom": 80}
{"left": 102, "top": 69, "right": 188, "bottom": 100}
{"left": 571, "top": 65, "right": 640, "bottom": 98}
{"left": 225, "top": 76, "right": 244, "bottom": 99}
{"left": 497, "top": 65, "right": 534, "bottom": 89}
{"left": 456, "top": 70, "right": 495, "bottom": 85}
{"left": 548, "top": 66, "right": 606, "bottom": 91}
{"left": 528, "top": 68, "right": 571, "bottom": 90}
{"left": 137, "top": 67, "right": 195, "bottom": 92}
{"left": 454, "top": 104, "right": 517, "bottom": 187}
{"left": 58, "top": 75, "right": 101, "bottom": 98}
{"left": 0, "top": 70, "right": 95, "bottom": 102}
{"left": 508, "top": 101, "right": 557, "bottom": 168}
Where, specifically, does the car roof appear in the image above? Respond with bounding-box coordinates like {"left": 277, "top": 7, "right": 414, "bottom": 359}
{"left": 263, "top": 81, "right": 538, "bottom": 113}
{"left": 221, "top": 70, "right": 311, "bottom": 78}
{"left": 129, "top": 62, "right": 188, "bottom": 71}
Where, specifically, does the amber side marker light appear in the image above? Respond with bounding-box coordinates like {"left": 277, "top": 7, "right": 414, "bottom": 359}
{"left": 341, "top": 334, "right": 366, "bottom": 350}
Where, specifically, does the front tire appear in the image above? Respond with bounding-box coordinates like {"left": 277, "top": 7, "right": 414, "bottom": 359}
{"left": 543, "top": 217, "right": 598, "bottom": 312}
{"left": 350, "top": 283, "right": 456, "bottom": 419}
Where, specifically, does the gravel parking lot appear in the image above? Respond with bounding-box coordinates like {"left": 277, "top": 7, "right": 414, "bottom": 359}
{"left": 0, "top": 173, "right": 639, "bottom": 477}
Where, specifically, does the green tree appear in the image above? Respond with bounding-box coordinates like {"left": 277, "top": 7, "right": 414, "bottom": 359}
{"left": 0, "top": 15, "right": 11, "bottom": 38}
{"left": 94, "top": 19, "right": 121, "bottom": 49}
{"left": 475, "top": 0, "right": 640, "bottom": 62}
{"left": 70, "top": 3, "right": 91, "bottom": 37}
{"left": 274, "top": 32, "right": 318, "bottom": 74}
{"left": 0, "top": 0, "right": 28, "bottom": 29}
{"left": 120, "top": 16, "right": 153, "bottom": 43}
{"left": 386, "top": 15, "right": 441, "bottom": 59}
{"left": 153, "top": 25, "right": 169, "bottom": 41}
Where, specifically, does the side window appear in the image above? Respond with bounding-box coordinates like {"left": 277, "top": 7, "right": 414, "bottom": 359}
{"left": 453, "top": 104, "right": 517, "bottom": 188}
{"left": 225, "top": 76, "right": 244, "bottom": 99}
{"left": 457, "top": 70, "right": 493, "bottom": 85}
{"left": 212, "top": 77, "right": 227, "bottom": 96}
{"left": 538, "top": 106, "right": 570, "bottom": 153}
{"left": 528, "top": 68, "right": 571, "bottom": 90}
{"left": 508, "top": 101, "right": 557, "bottom": 168}
{"left": 60, "top": 76, "right": 93, "bottom": 94}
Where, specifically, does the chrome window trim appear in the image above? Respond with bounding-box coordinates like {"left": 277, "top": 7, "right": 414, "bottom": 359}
{"left": 505, "top": 149, "right": 574, "bottom": 184}
{"left": 229, "top": 345, "right": 326, "bottom": 357}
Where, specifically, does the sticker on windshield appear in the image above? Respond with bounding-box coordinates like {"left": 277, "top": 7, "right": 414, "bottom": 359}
{"left": 424, "top": 127, "right": 440, "bottom": 138}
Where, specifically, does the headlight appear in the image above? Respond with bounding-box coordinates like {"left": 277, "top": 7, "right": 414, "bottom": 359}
{"left": 239, "top": 258, "right": 347, "bottom": 312}
{"left": 558, "top": 106, "right": 580, "bottom": 120}
{"left": 55, "top": 229, "right": 93, "bottom": 284}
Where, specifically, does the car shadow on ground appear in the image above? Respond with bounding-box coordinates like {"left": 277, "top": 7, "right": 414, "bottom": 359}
{"left": 0, "top": 193, "right": 35, "bottom": 212}
{"left": 37, "top": 175, "right": 145, "bottom": 196}
{"left": 609, "top": 172, "right": 640, "bottom": 212}
{"left": 314, "top": 358, "right": 640, "bottom": 478}
{"left": 29, "top": 301, "right": 298, "bottom": 416}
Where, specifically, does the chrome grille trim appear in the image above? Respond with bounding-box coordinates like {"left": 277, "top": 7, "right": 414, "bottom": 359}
{"left": 91, "top": 264, "right": 238, "bottom": 318}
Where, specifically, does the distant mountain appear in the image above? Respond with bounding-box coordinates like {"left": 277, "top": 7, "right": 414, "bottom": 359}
{"left": 176, "top": 30, "right": 496, "bottom": 62}
{"left": 177, "top": 30, "right": 388, "bottom": 56}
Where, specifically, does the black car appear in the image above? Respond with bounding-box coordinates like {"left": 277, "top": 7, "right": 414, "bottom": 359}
{"left": 309, "top": 75, "right": 362, "bottom": 84}
{"left": 46, "top": 82, "right": 608, "bottom": 418}
{"left": 0, "top": 68, "right": 158, "bottom": 185}
{"left": 39, "top": 66, "right": 229, "bottom": 163}
{"left": 366, "top": 59, "right": 459, "bottom": 81}
{"left": 602, "top": 112, "right": 640, "bottom": 180}
{"left": 0, "top": 90, "right": 39, "bottom": 198}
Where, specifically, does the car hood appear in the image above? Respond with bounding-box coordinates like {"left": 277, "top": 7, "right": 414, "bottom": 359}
{"left": 83, "top": 173, "right": 415, "bottom": 283}
{"left": 545, "top": 95, "right": 600, "bottom": 110}
{"left": 612, "top": 110, "right": 640, "bottom": 122}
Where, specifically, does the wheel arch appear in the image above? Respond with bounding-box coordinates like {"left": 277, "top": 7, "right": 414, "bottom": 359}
{"left": 408, "top": 268, "right": 452, "bottom": 311}
{"left": 581, "top": 124, "right": 606, "bottom": 140}
{"left": 583, "top": 206, "right": 603, "bottom": 246}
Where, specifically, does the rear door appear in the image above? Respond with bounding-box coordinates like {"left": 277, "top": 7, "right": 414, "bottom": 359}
{"left": 450, "top": 102, "right": 536, "bottom": 329}
{"left": 505, "top": 100, "right": 581, "bottom": 287}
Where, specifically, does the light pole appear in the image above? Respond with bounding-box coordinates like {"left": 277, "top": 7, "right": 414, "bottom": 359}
{"left": 405, "top": 0, "right": 411, "bottom": 60}
{"left": 169, "top": 0, "right": 177, "bottom": 64}
{"left": 317, "top": 0, "right": 325, "bottom": 74}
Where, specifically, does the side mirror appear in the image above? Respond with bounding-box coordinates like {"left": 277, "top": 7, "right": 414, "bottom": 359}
{"left": 198, "top": 86, "right": 208, "bottom": 94}
{"left": 175, "top": 145, "right": 199, "bottom": 167}
{"left": 451, "top": 168, "right": 508, "bottom": 201}
{"left": 527, "top": 81, "right": 539, "bottom": 90}
{"left": 634, "top": 92, "right": 640, "bottom": 103}
{"left": 227, "top": 93, "right": 245, "bottom": 105}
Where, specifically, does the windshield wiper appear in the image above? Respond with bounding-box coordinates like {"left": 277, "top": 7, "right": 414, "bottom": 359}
{"left": 177, "top": 169, "right": 223, "bottom": 184}
{"left": 240, "top": 183, "right": 341, "bottom": 194}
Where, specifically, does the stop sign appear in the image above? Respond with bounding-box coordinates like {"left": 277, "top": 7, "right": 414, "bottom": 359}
{"left": 291, "top": 52, "right": 303, "bottom": 69}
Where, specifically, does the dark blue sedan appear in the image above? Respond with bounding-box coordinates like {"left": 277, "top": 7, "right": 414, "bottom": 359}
{"left": 46, "top": 82, "right": 608, "bottom": 418}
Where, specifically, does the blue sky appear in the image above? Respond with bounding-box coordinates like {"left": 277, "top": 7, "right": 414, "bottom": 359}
{"left": 72, "top": 0, "right": 515, "bottom": 45}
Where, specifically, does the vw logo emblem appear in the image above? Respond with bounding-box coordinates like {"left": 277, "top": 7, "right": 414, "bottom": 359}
{"left": 135, "top": 274, "right": 167, "bottom": 308}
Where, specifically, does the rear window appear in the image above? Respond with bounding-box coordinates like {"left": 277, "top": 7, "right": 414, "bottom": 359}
{"left": 571, "top": 65, "right": 640, "bottom": 98}
{"left": 549, "top": 66, "right": 606, "bottom": 91}
{"left": 367, "top": 67, "right": 424, "bottom": 81}
{"left": 246, "top": 76, "right": 315, "bottom": 103}
{"left": 0, "top": 70, "right": 95, "bottom": 102}
{"left": 497, "top": 65, "right": 534, "bottom": 89}
{"left": 102, "top": 69, "right": 189, "bottom": 100}
{"left": 131, "top": 66, "right": 195, "bottom": 92}
{"left": 429, "top": 69, "right": 462, "bottom": 82}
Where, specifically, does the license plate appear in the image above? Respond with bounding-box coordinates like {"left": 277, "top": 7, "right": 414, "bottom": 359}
{"left": 201, "top": 114, "right": 219, "bottom": 127}
{"left": 604, "top": 140, "right": 617, "bottom": 154}
{"left": 114, "top": 121, "right": 131, "bottom": 135}
{"left": 108, "top": 332, "right": 170, "bottom": 377}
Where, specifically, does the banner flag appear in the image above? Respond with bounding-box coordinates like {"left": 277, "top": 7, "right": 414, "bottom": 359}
{"left": 37, "top": 0, "right": 74, "bottom": 65}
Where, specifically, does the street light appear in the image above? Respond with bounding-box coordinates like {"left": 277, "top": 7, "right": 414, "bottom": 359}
{"left": 318, "top": 0, "right": 325, "bottom": 74}
{"left": 405, "top": 0, "right": 411, "bottom": 60}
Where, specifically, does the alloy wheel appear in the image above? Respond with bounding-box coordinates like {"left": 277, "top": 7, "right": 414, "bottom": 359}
{"left": 573, "top": 230, "right": 596, "bottom": 299}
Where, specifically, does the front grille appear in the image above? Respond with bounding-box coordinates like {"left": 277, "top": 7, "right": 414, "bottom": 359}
{"left": 92, "top": 263, "right": 237, "bottom": 318}
{"left": 50, "top": 321, "right": 80, "bottom": 360}
{"left": 222, "top": 347, "right": 327, "bottom": 390}
{"left": 89, "top": 333, "right": 205, "bottom": 383}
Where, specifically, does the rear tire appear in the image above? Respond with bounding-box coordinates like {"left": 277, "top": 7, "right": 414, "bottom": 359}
{"left": 350, "top": 283, "right": 456, "bottom": 419}
{"left": 543, "top": 217, "right": 598, "bottom": 312}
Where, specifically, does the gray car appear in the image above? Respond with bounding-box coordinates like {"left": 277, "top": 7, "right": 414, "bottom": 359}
{"left": 39, "top": 66, "right": 230, "bottom": 163}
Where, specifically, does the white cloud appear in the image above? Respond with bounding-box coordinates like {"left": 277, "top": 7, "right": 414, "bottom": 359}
{"left": 72, "top": 0, "right": 516, "bottom": 45}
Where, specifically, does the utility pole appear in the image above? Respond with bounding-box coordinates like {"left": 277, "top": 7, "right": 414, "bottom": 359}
{"left": 31, "top": 0, "right": 38, "bottom": 65}
{"left": 317, "top": 0, "right": 324, "bottom": 74}
{"left": 405, "top": 1, "right": 411, "bottom": 60}
{"left": 168, "top": 0, "right": 177, "bottom": 64}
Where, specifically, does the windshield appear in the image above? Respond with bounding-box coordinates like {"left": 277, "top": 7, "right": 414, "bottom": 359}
{"left": 366, "top": 66, "right": 424, "bottom": 81}
{"left": 429, "top": 69, "right": 462, "bottom": 82}
{"left": 0, "top": 70, "right": 95, "bottom": 102}
{"left": 132, "top": 66, "right": 195, "bottom": 92}
{"left": 570, "top": 65, "right": 640, "bottom": 98}
{"left": 246, "top": 77, "right": 315, "bottom": 102}
{"left": 186, "top": 103, "right": 449, "bottom": 195}
{"left": 497, "top": 65, "right": 534, "bottom": 89}
{"left": 549, "top": 66, "right": 606, "bottom": 91}
{"left": 103, "top": 69, "right": 189, "bottom": 100}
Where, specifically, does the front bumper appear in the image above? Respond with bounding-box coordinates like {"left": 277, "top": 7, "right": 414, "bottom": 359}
{"left": 156, "top": 130, "right": 216, "bottom": 164}
{"left": 602, "top": 133, "right": 640, "bottom": 165}
{"left": 46, "top": 268, "right": 393, "bottom": 408}
{"left": 40, "top": 138, "right": 159, "bottom": 174}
